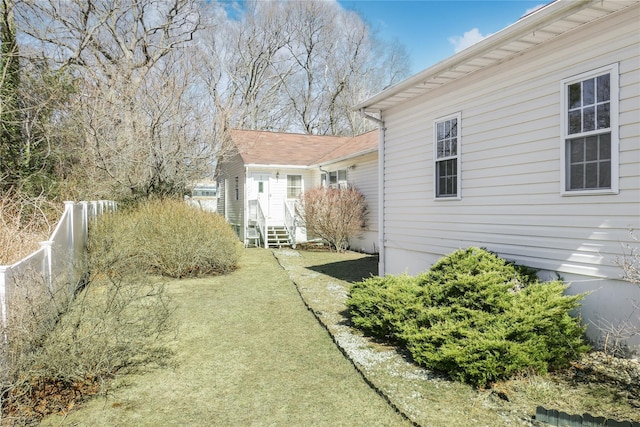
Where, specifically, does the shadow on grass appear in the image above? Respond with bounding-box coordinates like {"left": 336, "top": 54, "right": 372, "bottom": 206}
{"left": 306, "top": 255, "right": 379, "bottom": 283}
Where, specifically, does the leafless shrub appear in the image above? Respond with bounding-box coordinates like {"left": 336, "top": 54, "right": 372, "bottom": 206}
{"left": 593, "top": 230, "right": 640, "bottom": 357}
{"left": 591, "top": 312, "right": 639, "bottom": 358}
{"left": 0, "top": 238, "right": 174, "bottom": 425}
{"left": 618, "top": 230, "right": 640, "bottom": 286}
{"left": 89, "top": 198, "right": 242, "bottom": 278}
{"left": 297, "top": 186, "right": 368, "bottom": 252}
{"left": 0, "top": 188, "right": 61, "bottom": 265}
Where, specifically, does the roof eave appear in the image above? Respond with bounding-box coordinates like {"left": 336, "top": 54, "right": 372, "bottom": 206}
{"left": 353, "top": 0, "right": 597, "bottom": 112}
{"left": 314, "top": 147, "right": 378, "bottom": 167}
{"left": 245, "top": 164, "right": 311, "bottom": 170}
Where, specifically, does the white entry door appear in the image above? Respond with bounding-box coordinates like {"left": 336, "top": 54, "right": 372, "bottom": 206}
{"left": 251, "top": 173, "right": 271, "bottom": 217}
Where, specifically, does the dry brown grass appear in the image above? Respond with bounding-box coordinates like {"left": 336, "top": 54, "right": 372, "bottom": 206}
{"left": 0, "top": 189, "right": 61, "bottom": 265}
{"left": 28, "top": 248, "right": 638, "bottom": 426}
{"left": 1, "top": 271, "right": 174, "bottom": 425}
{"left": 39, "top": 249, "right": 411, "bottom": 426}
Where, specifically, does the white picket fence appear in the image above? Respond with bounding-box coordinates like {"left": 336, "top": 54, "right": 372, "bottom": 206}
{"left": 0, "top": 200, "right": 117, "bottom": 339}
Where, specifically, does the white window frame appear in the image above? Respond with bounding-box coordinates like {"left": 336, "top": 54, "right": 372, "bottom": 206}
{"left": 287, "top": 174, "right": 303, "bottom": 199}
{"left": 234, "top": 176, "right": 239, "bottom": 201}
{"left": 560, "top": 63, "right": 619, "bottom": 196}
{"left": 322, "top": 169, "right": 348, "bottom": 189}
{"left": 433, "top": 112, "right": 462, "bottom": 200}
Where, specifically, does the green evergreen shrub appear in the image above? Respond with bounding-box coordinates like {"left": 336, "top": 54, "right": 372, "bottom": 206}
{"left": 346, "top": 274, "right": 427, "bottom": 340}
{"left": 347, "top": 247, "right": 590, "bottom": 387}
{"left": 89, "top": 198, "right": 242, "bottom": 278}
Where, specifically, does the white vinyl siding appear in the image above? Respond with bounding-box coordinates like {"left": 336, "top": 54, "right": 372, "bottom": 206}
{"left": 323, "top": 151, "right": 379, "bottom": 252}
{"left": 247, "top": 167, "right": 313, "bottom": 219}
{"left": 380, "top": 5, "right": 639, "bottom": 281}
{"left": 216, "top": 152, "right": 246, "bottom": 240}
{"left": 561, "top": 64, "right": 619, "bottom": 195}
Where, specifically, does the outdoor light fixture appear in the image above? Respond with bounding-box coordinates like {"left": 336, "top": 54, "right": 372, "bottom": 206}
{"left": 276, "top": 171, "right": 280, "bottom": 181}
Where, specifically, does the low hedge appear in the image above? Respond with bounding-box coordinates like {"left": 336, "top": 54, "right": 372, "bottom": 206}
{"left": 89, "top": 198, "right": 242, "bottom": 278}
{"left": 347, "top": 247, "right": 590, "bottom": 387}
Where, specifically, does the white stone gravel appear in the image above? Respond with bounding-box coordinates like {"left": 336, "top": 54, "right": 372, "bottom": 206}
{"left": 333, "top": 330, "right": 394, "bottom": 369}
{"left": 275, "top": 249, "right": 301, "bottom": 257}
{"left": 326, "top": 282, "right": 347, "bottom": 299}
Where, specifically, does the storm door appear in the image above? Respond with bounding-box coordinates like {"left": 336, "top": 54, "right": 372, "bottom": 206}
{"left": 250, "top": 173, "right": 271, "bottom": 218}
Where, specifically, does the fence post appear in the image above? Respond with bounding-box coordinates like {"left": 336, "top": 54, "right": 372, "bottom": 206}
{"left": 40, "top": 241, "right": 54, "bottom": 292}
{"left": 80, "top": 202, "right": 89, "bottom": 245}
{"left": 64, "top": 201, "right": 77, "bottom": 292}
{"left": 0, "top": 265, "right": 9, "bottom": 343}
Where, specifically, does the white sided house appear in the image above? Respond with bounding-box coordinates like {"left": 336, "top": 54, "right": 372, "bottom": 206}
{"left": 216, "top": 129, "right": 379, "bottom": 252}
{"left": 355, "top": 0, "right": 640, "bottom": 352}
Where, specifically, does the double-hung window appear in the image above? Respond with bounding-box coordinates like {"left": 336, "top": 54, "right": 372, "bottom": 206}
{"left": 561, "top": 64, "right": 618, "bottom": 195}
{"left": 287, "top": 174, "right": 302, "bottom": 199}
{"left": 434, "top": 113, "right": 461, "bottom": 199}
{"left": 234, "top": 176, "right": 239, "bottom": 200}
{"left": 322, "top": 169, "right": 348, "bottom": 188}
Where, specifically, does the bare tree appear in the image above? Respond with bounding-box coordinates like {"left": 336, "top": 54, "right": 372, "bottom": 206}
{"left": 280, "top": 1, "right": 379, "bottom": 135}
{"left": 7, "top": 0, "right": 409, "bottom": 200}
{"left": 15, "top": 0, "right": 219, "bottom": 200}
{"left": 225, "top": 3, "right": 293, "bottom": 131}
{"left": 1, "top": 0, "right": 82, "bottom": 196}
{"left": 197, "top": 0, "right": 411, "bottom": 136}
{"left": 1, "top": 0, "right": 22, "bottom": 183}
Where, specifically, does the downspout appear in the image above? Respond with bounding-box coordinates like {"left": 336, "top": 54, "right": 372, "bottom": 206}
{"left": 358, "top": 108, "right": 386, "bottom": 276}
{"left": 243, "top": 165, "right": 249, "bottom": 247}
{"left": 319, "top": 166, "right": 330, "bottom": 186}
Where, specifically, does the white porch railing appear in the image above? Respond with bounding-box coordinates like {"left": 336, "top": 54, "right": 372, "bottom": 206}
{"left": 247, "top": 199, "right": 268, "bottom": 248}
{"left": 284, "top": 200, "right": 297, "bottom": 248}
{"left": 0, "top": 200, "right": 117, "bottom": 342}
{"left": 247, "top": 199, "right": 299, "bottom": 248}
{"left": 256, "top": 200, "right": 267, "bottom": 248}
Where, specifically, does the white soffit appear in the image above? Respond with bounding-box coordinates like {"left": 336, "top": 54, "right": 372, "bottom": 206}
{"left": 354, "top": 0, "right": 639, "bottom": 113}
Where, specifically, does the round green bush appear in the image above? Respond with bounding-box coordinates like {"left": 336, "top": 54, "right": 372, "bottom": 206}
{"left": 347, "top": 247, "right": 590, "bottom": 387}
{"left": 89, "top": 198, "right": 242, "bottom": 278}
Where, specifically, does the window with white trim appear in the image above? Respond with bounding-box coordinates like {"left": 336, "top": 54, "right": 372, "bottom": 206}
{"left": 234, "top": 176, "right": 239, "bottom": 200}
{"left": 287, "top": 174, "right": 302, "bottom": 198}
{"left": 321, "top": 169, "right": 348, "bottom": 189}
{"left": 434, "top": 113, "right": 461, "bottom": 198}
{"left": 561, "top": 64, "right": 618, "bottom": 194}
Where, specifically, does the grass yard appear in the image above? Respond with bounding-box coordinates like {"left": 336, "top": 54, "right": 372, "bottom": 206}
{"left": 40, "top": 248, "right": 410, "bottom": 426}
{"left": 273, "top": 248, "right": 640, "bottom": 427}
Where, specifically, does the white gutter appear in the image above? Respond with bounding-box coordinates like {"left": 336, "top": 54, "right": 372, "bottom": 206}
{"left": 353, "top": 0, "right": 593, "bottom": 112}
{"left": 314, "top": 147, "right": 378, "bottom": 168}
{"left": 245, "top": 164, "right": 309, "bottom": 169}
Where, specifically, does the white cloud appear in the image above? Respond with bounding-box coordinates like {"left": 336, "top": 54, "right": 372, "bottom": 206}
{"left": 448, "top": 28, "right": 488, "bottom": 53}
{"left": 522, "top": 3, "right": 547, "bottom": 17}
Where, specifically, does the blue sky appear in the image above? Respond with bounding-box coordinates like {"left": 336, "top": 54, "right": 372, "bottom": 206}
{"left": 338, "top": 0, "right": 550, "bottom": 74}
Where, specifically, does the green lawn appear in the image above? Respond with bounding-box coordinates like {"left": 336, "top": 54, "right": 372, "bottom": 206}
{"left": 41, "top": 248, "right": 410, "bottom": 426}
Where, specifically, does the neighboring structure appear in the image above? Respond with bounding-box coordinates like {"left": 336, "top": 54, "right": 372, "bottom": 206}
{"left": 216, "top": 129, "right": 378, "bottom": 251}
{"left": 185, "top": 181, "right": 218, "bottom": 212}
{"left": 355, "top": 0, "right": 640, "bottom": 351}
